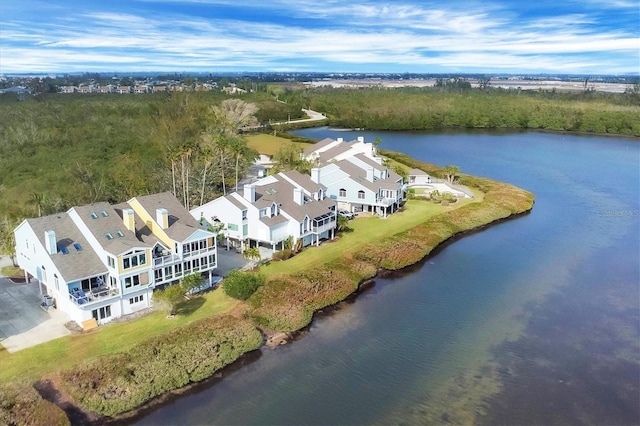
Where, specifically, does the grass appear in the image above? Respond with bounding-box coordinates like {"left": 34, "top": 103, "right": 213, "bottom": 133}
{"left": 1, "top": 265, "right": 22, "bottom": 278}
{"left": 262, "top": 198, "right": 477, "bottom": 277}
{"left": 0, "top": 289, "right": 236, "bottom": 384}
{"left": 245, "top": 133, "right": 305, "bottom": 156}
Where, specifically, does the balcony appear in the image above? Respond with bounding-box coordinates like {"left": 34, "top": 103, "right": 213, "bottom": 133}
{"left": 153, "top": 253, "right": 181, "bottom": 267}
{"left": 69, "top": 286, "right": 119, "bottom": 306}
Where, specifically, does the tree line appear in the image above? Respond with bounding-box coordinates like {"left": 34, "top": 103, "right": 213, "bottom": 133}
{"left": 296, "top": 86, "right": 640, "bottom": 135}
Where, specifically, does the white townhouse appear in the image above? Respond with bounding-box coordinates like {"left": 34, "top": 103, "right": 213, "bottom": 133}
{"left": 302, "top": 136, "right": 376, "bottom": 165}
{"left": 191, "top": 171, "right": 337, "bottom": 251}
{"left": 14, "top": 192, "right": 217, "bottom": 328}
{"left": 310, "top": 153, "right": 405, "bottom": 217}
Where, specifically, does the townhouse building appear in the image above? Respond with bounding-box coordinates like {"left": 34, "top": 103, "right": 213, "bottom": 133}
{"left": 190, "top": 171, "right": 336, "bottom": 251}
{"left": 14, "top": 192, "right": 217, "bottom": 327}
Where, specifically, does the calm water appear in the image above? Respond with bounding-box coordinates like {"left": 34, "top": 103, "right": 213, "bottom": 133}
{"left": 136, "top": 129, "right": 639, "bottom": 425}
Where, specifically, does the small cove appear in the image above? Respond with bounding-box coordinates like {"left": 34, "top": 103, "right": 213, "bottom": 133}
{"left": 135, "top": 129, "right": 639, "bottom": 425}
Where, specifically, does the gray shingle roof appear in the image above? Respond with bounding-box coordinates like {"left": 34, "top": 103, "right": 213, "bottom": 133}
{"left": 71, "top": 202, "right": 146, "bottom": 255}
{"left": 27, "top": 213, "right": 106, "bottom": 282}
{"left": 132, "top": 192, "right": 203, "bottom": 242}
{"left": 302, "top": 137, "right": 335, "bottom": 155}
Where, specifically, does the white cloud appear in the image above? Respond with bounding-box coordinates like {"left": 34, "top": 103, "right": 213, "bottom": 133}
{"left": 1, "top": 0, "right": 638, "bottom": 74}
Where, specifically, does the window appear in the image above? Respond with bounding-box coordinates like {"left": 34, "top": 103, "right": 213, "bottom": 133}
{"left": 209, "top": 254, "right": 216, "bottom": 266}
{"left": 107, "top": 256, "right": 115, "bottom": 268}
{"left": 129, "top": 295, "right": 144, "bottom": 304}
{"left": 358, "top": 190, "right": 365, "bottom": 199}
{"left": 154, "top": 269, "right": 163, "bottom": 281}
{"left": 122, "top": 253, "right": 146, "bottom": 270}
{"left": 105, "top": 232, "right": 114, "bottom": 240}
{"left": 228, "top": 223, "right": 239, "bottom": 231}
{"left": 164, "top": 266, "right": 173, "bottom": 279}
{"left": 73, "top": 243, "right": 82, "bottom": 252}
{"left": 116, "top": 230, "right": 124, "bottom": 237}
{"left": 175, "top": 263, "right": 182, "bottom": 276}
{"left": 241, "top": 210, "right": 247, "bottom": 220}
{"left": 42, "top": 266, "right": 47, "bottom": 282}
{"left": 124, "top": 274, "right": 141, "bottom": 289}
{"left": 260, "top": 208, "right": 267, "bottom": 218}
{"left": 339, "top": 188, "right": 346, "bottom": 197}
{"left": 92, "top": 305, "right": 112, "bottom": 321}
{"left": 54, "top": 274, "right": 59, "bottom": 291}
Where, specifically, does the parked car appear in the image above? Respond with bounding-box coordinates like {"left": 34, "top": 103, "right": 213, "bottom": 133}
{"left": 338, "top": 210, "right": 355, "bottom": 220}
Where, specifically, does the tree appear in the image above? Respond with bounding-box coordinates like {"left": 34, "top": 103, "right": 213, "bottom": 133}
{"left": 0, "top": 216, "right": 19, "bottom": 266}
{"left": 152, "top": 284, "right": 185, "bottom": 317}
{"left": 28, "top": 192, "right": 46, "bottom": 217}
{"left": 180, "top": 273, "right": 205, "bottom": 295}
{"left": 336, "top": 214, "right": 350, "bottom": 233}
{"left": 242, "top": 246, "right": 261, "bottom": 262}
{"left": 209, "top": 99, "right": 259, "bottom": 135}
{"left": 222, "top": 270, "right": 264, "bottom": 300}
{"left": 443, "top": 165, "right": 460, "bottom": 184}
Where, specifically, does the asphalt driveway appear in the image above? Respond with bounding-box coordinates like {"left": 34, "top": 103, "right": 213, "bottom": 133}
{"left": 0, "top": 273, "right": 70, "bottom": 353}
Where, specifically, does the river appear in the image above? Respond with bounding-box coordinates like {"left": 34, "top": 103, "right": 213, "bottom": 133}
{"left": 136, "top": 129, "right": 639, "bottom": 425}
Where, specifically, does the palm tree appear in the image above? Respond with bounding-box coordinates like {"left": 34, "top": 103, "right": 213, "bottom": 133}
{"left": 443, "top": 165, "right": 460, "bottom": 184}
{"left": 199, "top": 132, "right": 216, "bottom": 205}
{"left": 29, "top": 192, "right": 46, "bottom": 217}
{"left": 242, "top": 246, "right": 261, "bottom": 262}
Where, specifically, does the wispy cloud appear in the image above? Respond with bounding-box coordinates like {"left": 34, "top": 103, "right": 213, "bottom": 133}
{"left": 1, "top": 0, "right": 638, "bottom": 74}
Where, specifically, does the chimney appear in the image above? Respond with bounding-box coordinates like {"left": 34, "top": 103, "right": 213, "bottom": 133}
{"left": 366, "top": 167, "right": 374, "bottom": 182}
{"left": 156, "top": 208, "right": 169, "bottom": 229}
{"left": 311, "top": 168, "right": 321, "bottom": 184}
{"left": 357, "top": 136, "right": 364, "bottom": 143}
{"left": 123, "top": 208, "right": 135, "bottom": 232}
{"left": 293, "top": 187, "right": 304, "bottom": 205}
{"left": 243, "top": 184, "right": 256, "bottom": 203}
{"left": 337, "top": 137, "right": 343, "bottom": 143}
{"left": 45, "top": 230, "right": 57, "bottom": 255}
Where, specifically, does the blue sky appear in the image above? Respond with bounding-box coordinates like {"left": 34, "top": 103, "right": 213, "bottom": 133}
{"left": 1, "top": 0, "right": 638, "bottom": 74}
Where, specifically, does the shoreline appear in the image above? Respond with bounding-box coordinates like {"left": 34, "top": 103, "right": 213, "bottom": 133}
{"left": 74, "top": 207, "right": 534, "bottom": 425}
{"left": 65, "top": 206, "right": 533, "bottom": 426}
{"left": 5, "top": 152, "right": 535, "bottom": 424}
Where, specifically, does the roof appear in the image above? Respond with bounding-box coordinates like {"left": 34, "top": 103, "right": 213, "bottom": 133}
{"left": 353, "top": 153, "right": 385, "bottom": 171}
{"left": 71, "top": 202, "right": 146, "bottom": 255}
{"left": 280, "top": 170, "right": 323, "bottom": 193}
{"left": 254, "top": 174, "right": 335, "bottom": 222}
{"left": 26, "top": 213, "right": 106, "bottom": 282}
{"left": 318, "top": 143, "right": 352, "bottom": 162}
{"left": 335, "top": 160, "right": 402, "bottom": 192}
{"left": 132, "top": 192, "right": 205, "bottom": 242}
{"left": 302, "top": 137, "right": 336, "bottom": 155}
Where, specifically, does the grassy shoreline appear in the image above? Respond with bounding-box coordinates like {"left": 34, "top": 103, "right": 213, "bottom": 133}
{"left": 0, "top": 151, "right": 534, "bottom": 424}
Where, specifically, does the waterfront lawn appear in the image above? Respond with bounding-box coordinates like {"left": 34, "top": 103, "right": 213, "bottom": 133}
{"left": 0, "top": 288, "right": 237, "bottom": 384}
{"left": 246, "top": 134, "right": 304, "bottom": 156}
{"left": 262, "top": 198, "right": 476, "bottom": 277}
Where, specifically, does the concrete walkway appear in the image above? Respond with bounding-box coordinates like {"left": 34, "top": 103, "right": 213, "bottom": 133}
{"left": 0, "top": 256, "right": 70, "bottom": 353}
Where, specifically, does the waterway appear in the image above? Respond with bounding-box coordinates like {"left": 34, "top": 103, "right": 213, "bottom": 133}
{"left": 136, "top": 129, "right": 639, "bottom": 425}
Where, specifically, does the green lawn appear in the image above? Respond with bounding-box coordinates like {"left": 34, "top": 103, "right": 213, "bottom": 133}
{"left": 0, "top": 289, "right": 237, "bottom": 383}
{"left": 262, "top": 198, "right": 478, "bottom": 276}
{"left": 1, "top": 265, "right": 21, "bottom": 278}
{"left": 246, "top": 133, "right": 304, "bottom": 156}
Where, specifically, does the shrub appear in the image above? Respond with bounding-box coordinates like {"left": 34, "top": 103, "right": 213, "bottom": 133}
{"left": 272, "top": 249, "right": 293, "bottom": 261}
{"left": 59, "top": 316, "right": 262, "bottom": 416}
{"left": 223, "top": 270, "right": 265, "bottom": 300}
{"left": 153, "top": 284, "right": 186, "bottom": 316}
{"left": 0, "top": 381, "right": 69, "bottom": 426}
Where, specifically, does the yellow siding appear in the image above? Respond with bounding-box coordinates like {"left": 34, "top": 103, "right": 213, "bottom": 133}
{"left": 118, "top": 249, "right": 152, "bottom": 274}
{"left": 129, "top": 199, "right": 174, "bottom": 247}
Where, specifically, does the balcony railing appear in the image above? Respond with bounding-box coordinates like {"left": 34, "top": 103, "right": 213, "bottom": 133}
{"left": 182, "top": 246, "right": 216, "bottom": 259}
{"left": 153, "top": 253, "right": 181, "bottom": 267}
{"left": 69, "top": 286, "right": 119, "bottom": 306}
